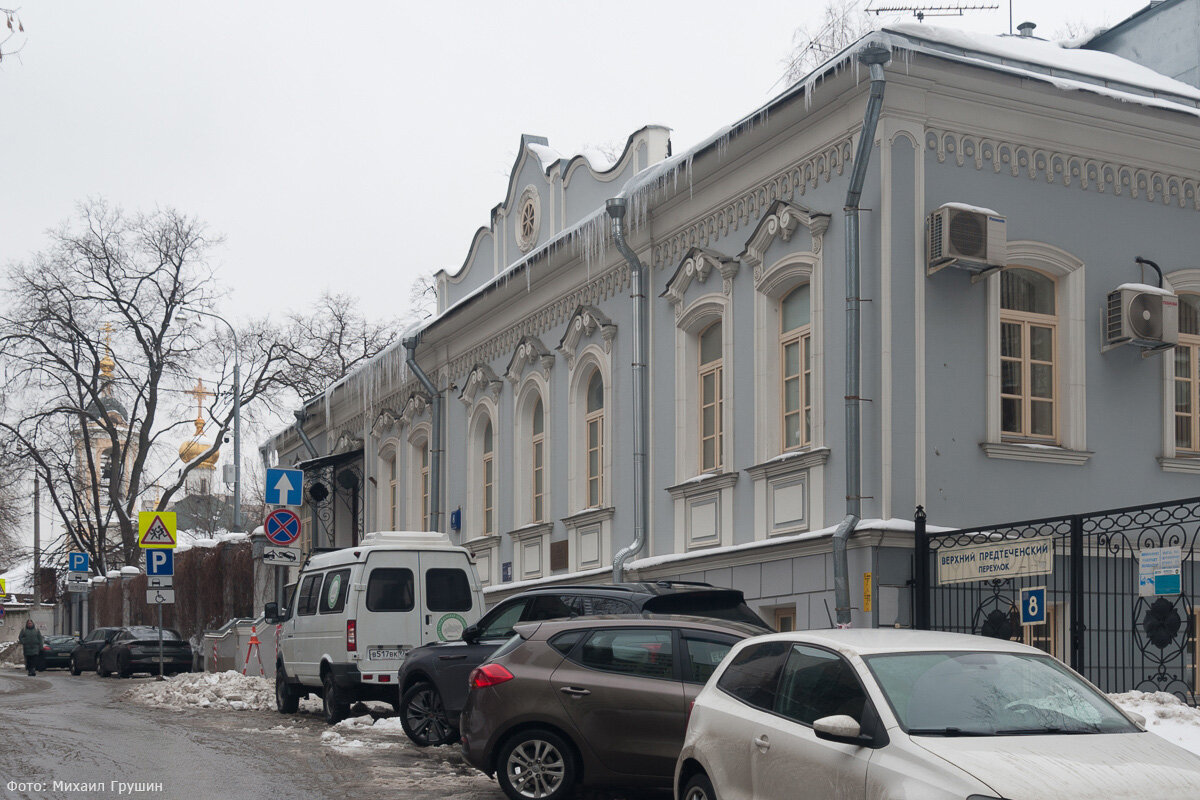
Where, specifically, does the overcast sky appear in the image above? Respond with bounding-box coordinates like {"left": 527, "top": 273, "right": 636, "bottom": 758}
{"left": 3, "top": 0, "right": 1150, "bottom": 554}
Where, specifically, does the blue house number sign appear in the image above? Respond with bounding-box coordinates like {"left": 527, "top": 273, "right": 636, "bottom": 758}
{"left": 1020, "top": 586, "right": 1047, "bottom": 626}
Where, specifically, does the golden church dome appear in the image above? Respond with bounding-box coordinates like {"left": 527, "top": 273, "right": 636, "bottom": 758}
{"left": 179, "top": 378, "right": 219, "bottom": 468}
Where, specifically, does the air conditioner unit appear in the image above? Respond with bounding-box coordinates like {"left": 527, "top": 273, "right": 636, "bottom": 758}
{"left": 1104, "top": 285, "right": 1179, "bottom": 352}
{"left": 927, "top": 204, "right": 1007, "bottom": 275}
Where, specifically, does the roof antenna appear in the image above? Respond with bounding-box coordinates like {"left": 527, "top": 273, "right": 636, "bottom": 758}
{"left": 868, "top": 3, "right": 998, "bottom": 23}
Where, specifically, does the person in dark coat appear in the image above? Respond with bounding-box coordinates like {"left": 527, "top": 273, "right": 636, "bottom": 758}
{"left": 19, "top": 619, "right": 44, "bottom": 676}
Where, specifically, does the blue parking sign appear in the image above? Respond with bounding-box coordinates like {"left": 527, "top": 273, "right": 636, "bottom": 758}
{"left": 146, "top": 548, "right": 174, "bottom": 577}
{"left": 1020, "top": 586, "right": 1047, "bottom": 625}
{"left": 68, "top": 551, "right": 89, "bottom": 572}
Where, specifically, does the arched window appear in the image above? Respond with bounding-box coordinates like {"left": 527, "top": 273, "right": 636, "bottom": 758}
{"left": 482, "top": 420, "right": 494, "bottom": 534}
{"left": 999, "top": 268, "right": 1057, "bottom": 441}
{"left": 420, "top": 442, "right": 430, "bottom": 531}
{"left": 780, "top": 285, "right": 811, "bottom": 451}
{"left": 98, "top": 448, "right": 114, "bottom": 491}
{"left": 531, "top": 397, "right": 545, "bottom": 522}
{"left": 699, "top": 321, "right": 724, "bottom": 471}
{"left": 388, "top": 454, "right": 398, "bottom": 530}
{"left": 586, "top": 370, "right": 604, "bottom": 507}
{"left": 1175, "top": 293, "right": 1200, "bottom": 454}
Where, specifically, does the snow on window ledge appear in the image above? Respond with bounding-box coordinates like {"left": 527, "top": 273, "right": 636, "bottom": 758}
{"left": 1159, "top": 456, "right": 1200, "bottom": 475}
{"left": 980, "top": 441, "right": 1093, "bottom": 465}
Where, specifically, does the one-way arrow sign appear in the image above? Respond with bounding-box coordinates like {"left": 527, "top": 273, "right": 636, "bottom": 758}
{"left": 265, "top": 467, "right": 303, "bottom": 506}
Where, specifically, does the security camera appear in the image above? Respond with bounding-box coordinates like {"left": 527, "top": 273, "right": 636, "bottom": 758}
{"left": 223, "top": 435, "right": 231, "bottom": 444}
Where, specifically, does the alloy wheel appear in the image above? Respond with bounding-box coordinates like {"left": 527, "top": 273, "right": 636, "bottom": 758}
{"left": 504, "top": 738, "right": 567, "bottom": 800}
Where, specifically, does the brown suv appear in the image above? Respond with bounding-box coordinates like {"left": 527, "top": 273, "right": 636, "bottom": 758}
{"left": 459, "top": 615, "right": 765, "bottom": 800}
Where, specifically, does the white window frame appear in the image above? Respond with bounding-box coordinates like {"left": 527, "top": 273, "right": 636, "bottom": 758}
{"left": 674, "top": 294, "right": 731, "bottom": 482}
{"left": 983, "top": 241, "right": 1089, "bottom": 464}
{"left": 407, "top": 423, "right": 432, "bottom": 531}
{"left": 377, "top": 439, "right": 400, "bottom": 531}
{"left": 998, "top": 267, "right": 1059, "bottom": 443}
{"left": 1161, "top": 270, "right": 1200, "bottom": 473}
{"left": 513, "top": 375, "right": 551, "bottom": 525}
{"left": 568, "top": 349, "right": 611, "bottom": 512}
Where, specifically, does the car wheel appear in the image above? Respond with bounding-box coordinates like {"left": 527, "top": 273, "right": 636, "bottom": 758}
{"left": 96, "top": 656, "right": 110, "bottom": 678}
{"left": 321, "top": 672, "right": 350, "bottom": 725}
{"left": 683, "top": 771, "right": 718, "bottom": 800}
{"left": 496, "top": 728, "right": 576, "bottom": 800}
{"left": 117, "top": 652, "right": 132, "bottom": 679}
{"left": 400, "top": 681, "right": 457, "bottom": 746}
{"left": 276, "top": 666, "right": 300, "bottom": 714}
{"left": 70, "top": 657, "right": 81, "bottom": 676}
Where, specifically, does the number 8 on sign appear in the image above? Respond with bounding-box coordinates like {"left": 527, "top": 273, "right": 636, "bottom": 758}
{"left": 1020, "top": 586, "right": 1047, "bottom": 626}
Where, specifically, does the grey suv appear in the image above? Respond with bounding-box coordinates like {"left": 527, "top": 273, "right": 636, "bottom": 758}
{"left": 396, "top": 581, "right": 770, "bottom": 746}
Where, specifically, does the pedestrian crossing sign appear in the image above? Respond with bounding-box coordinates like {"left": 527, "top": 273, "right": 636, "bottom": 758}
{"left": 138, "top": 512, "right": 177, "bottom": 549}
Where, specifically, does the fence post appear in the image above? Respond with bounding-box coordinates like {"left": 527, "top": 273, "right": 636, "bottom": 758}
{"left": 1070, "top": 514, "right": 1085, "bottom": 672}
{"left": 914, "top": 506, "right": 930, "bottom": 630}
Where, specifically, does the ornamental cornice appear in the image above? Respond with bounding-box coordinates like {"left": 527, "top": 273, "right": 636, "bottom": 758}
{"left": 662, "top": 247, "right": 740, "bottom": 316}
{"left": 926, "top": 128, "right": 1200, "bottom": 210}
{"left": 459, "top": 363, "right": 503, "bottom": 406}
{"left": 504, "top": 335, "right": 555, "bottom": 386}
{"left": 557, "top": 305, "right": 617, "bottom": 369}
{"left": 651, "top": 136, "right": 853, "bottom": 269}
{"left": 399, "top": 391, "right": 431, "bottom": 427}
{"left": 370, "top": 407, "right": 401, "bottom": 436}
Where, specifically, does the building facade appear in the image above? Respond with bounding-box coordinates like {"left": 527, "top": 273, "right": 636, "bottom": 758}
{"left": 265, "top": 23, "right": 1200, "bottom": 632}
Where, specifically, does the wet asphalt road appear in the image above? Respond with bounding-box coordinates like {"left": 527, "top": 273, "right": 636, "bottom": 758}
{"left": 0, "top": 664, "right": 502, "bottom": 800}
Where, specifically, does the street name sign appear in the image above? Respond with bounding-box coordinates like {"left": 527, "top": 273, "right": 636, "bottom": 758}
{"left": 68, "top": 552, "right": 89, "bottom": 572}
{"left": 936, "top": 539, "right": 1053, "bottom": 586}
{"left": 264, "top": 509, "right": 301, "bottom": 545}
{"left": 146, "top": 549, "right": 174, "bottom": 577}
{"left": 265, "top": 467, "right": 304, "bottom": 506}
{"left": 138, "top": 512, "right": 177, "bottom": 549}
{"left": 261, "top": 546, "right": 301, "bottom": 565}
{"left": 147, "top": 588, "right": 176, "bottom": 604}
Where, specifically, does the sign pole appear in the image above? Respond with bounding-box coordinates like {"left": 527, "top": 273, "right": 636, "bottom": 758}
{"left": 157, "top": 599, "right": 164, "bottom": 681}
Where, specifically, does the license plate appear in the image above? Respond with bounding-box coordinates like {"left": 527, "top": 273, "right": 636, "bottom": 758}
{"left": 367, "top": 648, "right": 402, "bottom": 661}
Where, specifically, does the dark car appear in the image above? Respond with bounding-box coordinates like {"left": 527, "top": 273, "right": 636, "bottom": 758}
{"left": 96, "top": 626, "right": 193, "bottom": 678}
{"left": 39, "top": 635, "right": 80, "bottom": 669}
{"left": 70, "top": 626, "right": 122, "bottom": 675}
{"left": 460, "top": 615, "right": 765, "bottom": 800}
{"left": 396, "top": 581, "right": 770, "bottom": 746}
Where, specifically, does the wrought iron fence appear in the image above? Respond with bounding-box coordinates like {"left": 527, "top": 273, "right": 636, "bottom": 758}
{"left": 915, "top": 497, "right": 1200, "bottom": 704}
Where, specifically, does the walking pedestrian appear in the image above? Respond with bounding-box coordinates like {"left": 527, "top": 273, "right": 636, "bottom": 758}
{"left": 19, "top": 619, "right": 44, "bottom": 676}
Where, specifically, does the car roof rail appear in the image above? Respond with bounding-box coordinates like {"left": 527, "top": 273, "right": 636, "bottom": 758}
{"left": 653, "top": 580, "right": 715, "bottom": 588}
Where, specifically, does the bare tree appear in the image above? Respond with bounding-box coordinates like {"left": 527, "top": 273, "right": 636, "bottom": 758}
{"left": 281, "top": 291, "right": 403, "bottom": 400}
{"left": 782, "top": 0, "right": 874, "bottom": 86}
{"left": 0, "top": 7, "right": 25, "bottom": 63}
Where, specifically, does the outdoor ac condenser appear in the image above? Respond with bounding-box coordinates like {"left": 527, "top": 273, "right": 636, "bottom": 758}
{"left": 927, "top": 203, "right": 1007, "bottom": 275}
{"left": 1104, "top": 285, "right": 1179, "bottom": 353}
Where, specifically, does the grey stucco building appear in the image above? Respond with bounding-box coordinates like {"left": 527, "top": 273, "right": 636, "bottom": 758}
{"left": 264, "top": 22, "right": 1200, "bottom": 639}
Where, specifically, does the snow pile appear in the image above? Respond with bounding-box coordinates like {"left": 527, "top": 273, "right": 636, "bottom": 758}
{"left": 121, "top": 670, "right": 277, "bottom": 711}
{"left": 1110, "top": 691, "right": 1200, "bottom": 756}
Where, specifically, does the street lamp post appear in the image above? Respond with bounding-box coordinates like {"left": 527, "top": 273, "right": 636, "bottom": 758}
{"left": 190, "top": 309, "right": 241, "bottom": 532}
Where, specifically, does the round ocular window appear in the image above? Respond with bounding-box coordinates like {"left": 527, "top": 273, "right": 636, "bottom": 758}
{"left": 516, "top": 186, "right": 540, "bottom": 253}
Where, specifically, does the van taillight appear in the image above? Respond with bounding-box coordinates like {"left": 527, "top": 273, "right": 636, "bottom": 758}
{"left": 469, "top": 663, "right": 514, "bottom": 689}
{"left": 346, "top": 620, "right": 357, "bottom": 652}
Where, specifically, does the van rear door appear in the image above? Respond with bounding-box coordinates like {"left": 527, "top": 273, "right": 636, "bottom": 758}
{"left": 357, "top": 551, "right": 422, "bottom": 676}
{"left": 419, "top": 553, "right": 481, "bottom": 643}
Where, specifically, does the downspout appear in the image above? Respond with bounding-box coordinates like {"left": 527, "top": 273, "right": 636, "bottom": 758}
{"left": 405, "top": 334, "right": 443, "bottom": 533}
{"left": 607, "top": 197, "right": 649, "bottom": 582}
{"left": 834, "top": 44, "right": 891, "bottom": 628}
{"left": 292, "top": 409, "right": 319, "bottom": 459}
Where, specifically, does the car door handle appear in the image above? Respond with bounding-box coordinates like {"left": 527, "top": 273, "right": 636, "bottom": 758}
{"left": 753, "top": 735, "right": 770, "bottom": 750}
{"left": 559, "top": 686, "right": 591, "bottom": 697}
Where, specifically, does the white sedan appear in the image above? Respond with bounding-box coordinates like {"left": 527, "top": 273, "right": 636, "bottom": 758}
{"left": 675, "top": 629, "right": 1200, "bottom": 800}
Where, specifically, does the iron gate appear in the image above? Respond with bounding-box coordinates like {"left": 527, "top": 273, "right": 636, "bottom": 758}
{"left": 915, "top": 496, "right": 1200, "bottom": 703}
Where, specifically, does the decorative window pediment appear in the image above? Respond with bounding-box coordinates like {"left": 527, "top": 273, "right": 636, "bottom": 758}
{"left": 399, "top": 391, "right": 432, "bottom": 427}
{"left": 333, "top": 431, "right": 363, "bottom": 454}
{"left": 371, "top": 407, "right": 402, "bottom": 436}
{"left": 662, "top": 248, "right": 740, "bottom": 318}
{"left": 739, "top": 200, "right": 831, "bottom": 282}
{"left": 505, "top": 336, "right": 555, "bottom": 386}
{"left": 459, "top": 363, "right": 504, "bottom": 406}
{"left": 557, "top": 305, "right": 616, "bottom": 368}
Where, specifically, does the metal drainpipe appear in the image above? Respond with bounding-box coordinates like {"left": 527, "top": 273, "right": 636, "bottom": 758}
{"left": 405, "top": 335, "right": 442, "bottom": 533}
{"left": 607, "top": 197, "right": 649, "bottom": 583}
{"left": 834, "top": 44, "right": 891, "bottom": 628}
{"left": 293, "top": 409, "right": 319, "bottom": 458}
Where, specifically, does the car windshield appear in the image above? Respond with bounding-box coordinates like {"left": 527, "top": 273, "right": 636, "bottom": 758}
{"left": 864, "top": 650, "right": 1138, "bottom": 736}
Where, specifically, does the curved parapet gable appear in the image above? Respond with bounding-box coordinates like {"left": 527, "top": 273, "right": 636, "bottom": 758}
{"left": 436, "top": 127, "right": 672, "bottom": 313}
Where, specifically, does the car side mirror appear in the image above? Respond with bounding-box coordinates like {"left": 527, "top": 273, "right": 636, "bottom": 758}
{"left": 813, "top": 715, "right": 871, "bottom": 746}
{"left": 264, "top": 602, "right": 280, "bottom": 623}
{"left": 1127, "top": 711, "right": 1147, "bottom": 728}
{"left": 462, "top": 623, "right": 480, "bottom": 644}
